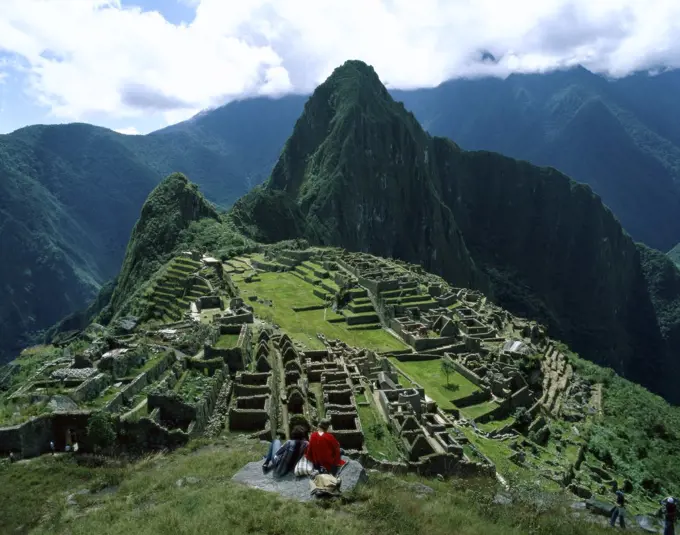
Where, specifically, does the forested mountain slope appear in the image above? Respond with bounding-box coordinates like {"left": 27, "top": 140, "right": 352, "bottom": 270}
{"left": 0, "top": 98, "right": 302, "bottom": 362}
{"left": 392, "top": 67, "right": 680, "bottom": 251}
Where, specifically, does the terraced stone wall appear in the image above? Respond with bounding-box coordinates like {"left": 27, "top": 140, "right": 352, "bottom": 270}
{"left": 188, "top": 367, "right": 228, "bottom": 435}
{"left": 71, "top": 373, "right": 111, "bottom": 402}
{"left": 0, "top": 411, "right": 92, "bottom": 458}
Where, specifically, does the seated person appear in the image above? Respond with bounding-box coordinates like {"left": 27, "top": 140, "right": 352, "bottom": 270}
{"left": 262, "top": 426, "right": 309, "bottom": 478}
{"left": 305, "top": 418, "right": 346, "bottom": 475}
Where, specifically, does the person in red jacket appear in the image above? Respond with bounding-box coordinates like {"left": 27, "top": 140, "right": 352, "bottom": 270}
{"left": 305, "top": 418, "right": 346, "bottom": 475}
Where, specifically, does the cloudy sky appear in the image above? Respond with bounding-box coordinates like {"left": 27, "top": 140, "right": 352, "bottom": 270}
{"left": 1, "top": 0, "right": 679, "bottom": 135}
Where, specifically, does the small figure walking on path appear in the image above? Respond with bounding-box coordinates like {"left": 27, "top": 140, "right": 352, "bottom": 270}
{"left": 610, "top": 489, "right": 626, "bottom": 528}
{"left": 661, "top": 497, "right": 677, "bottom": 535}
{"left": 49, "top": 441, "right": 55, "bottom": 456}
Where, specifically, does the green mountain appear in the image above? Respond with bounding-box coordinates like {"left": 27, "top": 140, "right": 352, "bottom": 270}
{"left": 392, "top": 67, "right": 680, "bottom": 252}
{"left": 0, "top": 98, "right": 302, "bottom": 362}
{"left": 0, "top": 126, "right": 158, "bottom": 362}
{"left": 106, "top": 172, "right": 220, "bottom": 319}
{"left": 232, "top": 60, "right": 674, "bottom": 402}
{"left": 5, "top": 60, "right": 680, "bottom": 405}
{"left": 231, "top": 62, "right": 483, "bottom": 290}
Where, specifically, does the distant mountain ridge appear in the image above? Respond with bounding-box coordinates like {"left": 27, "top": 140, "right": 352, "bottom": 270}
{"left": 0, "top": 101, "right": 300, "bottom": 362}
{"left": 392, "top": 67, "right": 680, "bottom": 252}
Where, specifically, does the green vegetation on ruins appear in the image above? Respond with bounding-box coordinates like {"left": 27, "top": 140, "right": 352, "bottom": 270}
{"left": 232, "top": 267, "right": 407, "bottom": 352}
{"left": 3, "top": 222, "right": 680, "bottom": 534}
{"left": 388, "top": 357, "right": 482, "bottom": 410}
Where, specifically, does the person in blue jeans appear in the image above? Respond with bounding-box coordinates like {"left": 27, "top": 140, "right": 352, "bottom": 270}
{"left": 262, "top": 426, "right": 309, "bottom": 478}
{"left": 610, "top": 489, "right": 626, "bottom": 528}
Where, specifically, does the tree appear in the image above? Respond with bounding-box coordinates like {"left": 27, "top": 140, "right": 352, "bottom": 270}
{"left": 87, "top": 411, "right": 117, "bottom": 453}
{"left": 441, "top": 359, "right": 456, "bottom": 386}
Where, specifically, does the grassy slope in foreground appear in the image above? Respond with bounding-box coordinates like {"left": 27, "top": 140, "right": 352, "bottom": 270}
{"left": 0, "top": 436, "right": 614, "bottom": 535}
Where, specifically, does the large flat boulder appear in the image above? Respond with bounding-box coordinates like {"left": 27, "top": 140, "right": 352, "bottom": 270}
{"left": 634, "top": 515, "right": 664, "bottom": 533}
{"left": 231, "top": 459, "right": 367, "bottom": 502}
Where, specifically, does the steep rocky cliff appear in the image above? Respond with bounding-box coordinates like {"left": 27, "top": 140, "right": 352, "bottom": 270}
{"left": 638, "top": 244, "right": 680, "bottom": 383}
{"left": 232, "top": 60, "right": 485, "bottom": 291}
{"left": 432, "top": 140, "right": 666, "bottom": 388}
{"left": 231, "top": 60, "right": 673, "bottom": 402}
{"left": 393, "top": 67, "right": 680, "bottom": 252}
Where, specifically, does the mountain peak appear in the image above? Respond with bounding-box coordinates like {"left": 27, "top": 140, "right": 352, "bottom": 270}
{"left": 323, "top": 59, "right": 386, "bottom": 94}
{"left": 267, "top": 59, "right": 421, "bottom": 196}
{"left": 106, "top": 173, "right": 218, "bottom": 318}
{"left": 235, "top": 61, "right": 484, "bottom": 290}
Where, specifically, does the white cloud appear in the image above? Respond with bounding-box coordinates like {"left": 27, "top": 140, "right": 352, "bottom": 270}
{"left": 114, "top": 126, "right": 139, "bottom": 135}
{"left": 1, "top": 0, "right": 680, "bottom": 128}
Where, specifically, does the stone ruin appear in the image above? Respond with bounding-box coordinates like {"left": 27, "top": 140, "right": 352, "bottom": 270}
{"left": 1, "top": 246, "right": 607, "bottom": 502}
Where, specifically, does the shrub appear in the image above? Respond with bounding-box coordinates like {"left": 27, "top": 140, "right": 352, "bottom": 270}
{"left": 87, "top": 411, "right": 117, "bottom": 452}
{"left": 369, "top": 423, "right": 386, "bottom": 440}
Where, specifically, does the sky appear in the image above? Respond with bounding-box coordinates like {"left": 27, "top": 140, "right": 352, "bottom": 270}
{"left": 1, "top": 0, "right": 680, "bottom": 135}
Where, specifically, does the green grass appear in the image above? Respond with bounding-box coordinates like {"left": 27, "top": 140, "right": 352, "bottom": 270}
{"left": 0, "top": 399, "right": 51, "bottom": 426}
{"left": 460, "top": 428, "right": 524, "bottom": 478}
{"left": 477, "top": 415, "right": 515, "bottom": 433}
{"left": 356, "top": 398, "right": 402, "bottom": 461}
{"left": 0, "top": 436, "right": 614, "bottom": 535}
{"left": 388, "top": 358, "right": 481, "bottom": 410}
{"left": 176, "top": 370, "right": 213, "bottom": 403}
{"left": 310, "top": 382, "right": 325, "bottom": 417}
{"left": 460, "top": 401, "right": 500, "bottom": 421}
{"left": 128, "top": 353, "right": 168, "bottom": 377}
{"left": 396, "top": 373, "right": 417, "bottom": 389}
{"left": 1, "top": 345, "right": 61, "bottom": 395}
{"left": 233, "top": 272, "right": 407, "bottom": 351}
{"left": 84, "top": 386, "right": 123, "bottom": 409}
{"left": 214, "top": 333, "right": 240, "bottom": 349}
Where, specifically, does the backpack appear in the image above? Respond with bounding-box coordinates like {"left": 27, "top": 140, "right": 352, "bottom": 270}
{"left": 666, "top": 499, "right": 677, "bottom": 522}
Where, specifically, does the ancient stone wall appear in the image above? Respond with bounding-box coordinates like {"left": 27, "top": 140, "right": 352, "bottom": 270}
{"left": 454, "top": 389, "right": 492, "bottom": 408}
{"left": 148, "top": 393, "right": 196, "bottom": 430}
{"left": 395, "top": 353, "right": 439, "bottom": 362}
{"left": 187, "top": 368, "right": 227, "bottom": 435}
{"left": 0, "top": 411, "right": 92, "bottom": 458}
{"left": 71, "top": 373, "right": 111, "bottom": 402}
{"left": 119, "top": 417, "right": 188, "bottom": 452}
{"left": 448, "top": 359, "right": 485, "bottom": 389}
{"left": 0, "top": 425, "right": 22, "bottom": 453}
{"left": 228, "top": 370, "right": 273, "bottom": 436}
{"left": 97, "top": 349, "right": 144, "bottom": 379}
{"left": 188, "top": 357, "right": 224, "bottom": 375}
{"left": 197, "top": 296, "right": 222, "bottom": 311}
{"left": 411, "top": 336, "right": 460, "bottom": 352}
{"left": 219, "top": 312, "right": 254, "bottom": 325}
{"left": 204, "top": 323, "right": 251, "bottom": 372}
